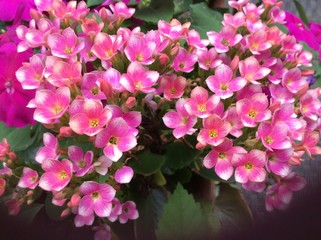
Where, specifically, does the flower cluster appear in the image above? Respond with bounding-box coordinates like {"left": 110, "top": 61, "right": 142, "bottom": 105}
{"left": 0, "top": 0, "right": 320, "bottom": 238}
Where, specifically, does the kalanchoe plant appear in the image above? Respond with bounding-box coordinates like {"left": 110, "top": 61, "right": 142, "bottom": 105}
{"left": 0, "top": 0, "right": 321, "bottom": 239}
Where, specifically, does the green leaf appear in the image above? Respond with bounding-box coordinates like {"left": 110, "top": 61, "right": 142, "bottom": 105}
{"left": 0, "top": 122, "right": 34, "bottom": 151}
{"left": 86, "top": 0, "right": 104, "bottom": 7}
{"left": 190, "top": 2, "right": 223, "bottom": 38}
{"left": 173, "top": 0, "right": 192, "bottom": 14}
{"left": 214, "top": 183, "right": 252, "bottom": 232}
{"left": 134, "top": 0, "right": 175, "bottom": 23}
{"left": 156, "top": 183, "right": 208, "bottom": 240}
{"left": 293, "top": 0, "right": 309, "bottom": 26}
{"left": 17, "top": 203, "right": 44, "bottom": 226}
{"left": 129, "top": 150, "right": 166, "bottom": 176}
{"left": 165, "top": 142, "right": 199, "bottom": 169}
{"left": 45, "top": 193, "right": 64, "bottom": 221}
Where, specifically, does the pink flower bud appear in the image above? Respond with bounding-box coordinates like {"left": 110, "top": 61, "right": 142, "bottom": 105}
{"left": 159, "top": 53, "right": 169, "bottom": 65}
{"left": 126, "top": 97, "right": 136, "bottom": 109}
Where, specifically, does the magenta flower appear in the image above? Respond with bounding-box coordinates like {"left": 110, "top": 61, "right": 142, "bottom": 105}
{"left": 39, "top": 159, "right": 73, "bottom": 192}
{"left": 206, "top": 64, "right": 247, "bottom": 99}
{"left": 91, "top": 32, "right": 123, "bottom": 61}
{"left": 69, "top": 99, "right": 112, "bottom": 136}
{"left": 196, "top": 47, "right": 222, "bottom": 70}
{"left": 0, "top": 43, "right": 36, "bottom": 127}
{"left": 173, "top": 48, "right": 197, "bottom": 73}
{"left": 160, "top": 75, "right": 186, "bottom": 101}
{"left": 17, "top": 167, "right": 39, "bottom": 189}
{"left": 95, "top": 117, "right": 137, "bottom": 162}
{"left": 78, "top": 181, "right": 116, "bottom": 217}
{"left": 246, "top": 29, "right": 272, "bottom": 54}
{"left": 236, "top": 93, "right": 271, "bottom": 127}
{"left": 257, "top": 121, "right": 292, "bottom": 151}
{"left": 114, "top": 166, "right": 134, "bottom": 184}
{"left": 207, "top": 25, "right": 242, "bottom": 53}
{"left": 232, "top": 149, "right": 267, "bottom": 183}
{"left": 120, "top": 62, "right": 159, "bottom": 93}
{"left": 185, "top": 86, "right": 222, "bottom": 118}
{"left": 68, "top": 146, "right": 94, "bottom": 177}
{"left": 31, "top": 86, "right": 71, "bottom": 124}
{"left": 0, "top": 0, "right": 35, "bottom": 21}
{"left": 239, "top": 56, "right": 271, "bottom": 84}
{"left": 35, "top": 132, "right": 60, "bottom": 164}
{"left": 197, "top": 114, "right": 232, "bottom": 147}
{"left": 47, "top": 27, "right": 85, "bottom": 59}
{"left": 265, "top": 172, "right": 306, "bottom": 211}
{"left": 119, "top": 201, "right": 139, "bottom": 224}
{"left": 163, "top": 98, "right": 197, "bottom": 139}
{"left": 124, "top": 35, "right": 156, "bottom": 65}
{"left": 203, "top": 139, "right": 246, "bottom": 180}
{"left": 266, "top": 148, "right": 293, "bottom": 177}
{"left": 47, "top": 60, "right": 82, "bottom": 87}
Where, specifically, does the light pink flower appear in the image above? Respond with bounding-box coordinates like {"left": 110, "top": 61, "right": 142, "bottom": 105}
{"left": 160, "top": 75, "right": 186, "bottom": 101}
{"left": 173, "top": 48, "right": 197, "bottom": 73}
{"left": 197, "top": 114, "right": 232, "bottom": 147}
{"left": 266, "top": 148, "right": 293, "bottom": 177}
{"left": 78, "top": 181, "right": 115, "bottom": 217}
{"left": 93, "top": 224, "right": 112, "bottom": 240}
{"left": 163, "top": 98, "right": 197, "bottom": 139}
{"left": 114, "top": 166, "right": 134, "bottom": 184}
{"left": 223, "top": 12, "right": 245, "bottom": 29}
{"left": 39, "top": 159, "right": 73, "bottom": 192}
{"left": 91, "top": 32, "right": 123, "bottom": 61}
{"left": 203, "top": 139, "right": 246, "bottom": 180}
{"left": 206, "top": 64, "right": 247, "bottom": 99}
{"left": 184, "top": 86, "right": 222, "bottom": 118}
{"left": 119, "top": 201, "right": 139, "bottom": 224}
{"left": 223, "top": 107, "right": 244, "bottom": 138}
{"left": 95, "top": 117, "right": 137, "bottom": 162}
{"left": 69, "top": 99, "right": 112, "bottom": 136}
{"left": 300, "top": 131, "right": 321, "bottom": 158}
{"left": 68, "top": 146, "right": 94, "bottom": 177}
{"left": 17, "top": 167, "right": 39, "bottom": 189}
{"left": 196, "top": 48, "right": 222, "bottom": 70}
{"left": 239, "top": 56, "right": 271, "bottom": 84}
{"left": 246, "top": 29, "right": 272, "bottom": 54}
{"left": 35, "top": 132, "right": 60, "bottom": 164}
{"left": 232, "top": 149, "right": 267, "bottom": 183}
{"left": 74, "top": 212, "right": 95, "bottom": 227}
{"left": 109, "top": 2, "right": 135, "bottom": 20}
{"left": 228, "top": 0, "right": 250, "bottom": 11}
{"left": 47, "top": 60, "right": 82, "bottom": 87}
{"left": 281, "top": 67, "right": 307, "bottom": 94}
{"left": 300, "top": 90, "right": 321, "bottom": 121}
{"left": 92, "top": 156, "right": 113, "bottom": 176}
{"left": 186, "top": 29, "right": 209, "bottom": 49}
{"left": 158, "top": 19, "right": 185, "bottom": 41}
{"left": 108, "top": 198, "right": 122, "bottom": 222}
{"left": 120, "top": 62, "right": 159, "bottom": 93}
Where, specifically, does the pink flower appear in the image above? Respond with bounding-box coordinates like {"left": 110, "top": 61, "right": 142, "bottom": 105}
{"left": 68, "top": 146, "right": 94, "bottom": 177}
{"left": 163, "top": 98, "right": 197, "bottom": 139}
{"left": 47, "top": 60, "right": 82, "bottom": 87}
{"left": 197, "top": 114, "right": 232, "bottom": 147}
{"left": 300, "top": 131, "right": 321, "bottom": 158}
{"left": 114, "top": 166, "right": 134, "bottom": 184}
{"left": 109, "top": 2, "right": 135, "bottom": 20}
{"left": 0, "top": 0, "right": 35, "bottom": 21}
{"left": 91, "top": 32, "right": 123, "bottom": 61}
{"left": 95, "top": 117, "right": 137, "bottom": 162}
{"left": 18, "top": 167, "right": 39, "bottom": 189}
{"left": 0, "top": 178, "right": 6, "bottom": 196}
{"left": 223, "top": 107, "right": 244, "bottom": 138}
{"left": 81, "top": 72, "right": 107, "bottom": 100}
{"left": 228, "top": 0, "right": 250, "bottom": 11}
{"left": 207, "top": 25, "right": 242, "bottom": 53}
{"left": 236, "top": 93, "right": 271, "bottom": 127}
{"left": 93, "top": 224, "right": 112, "bottom": 240}
{"left": 203, "top": 139, "right": 246, "bottom": 180}
{"left": 35, "top": 132, "right": 60, "bottom": 164}
{"left": 223, "top": 12, "right": 245, "bottom": 29}
{"left": 245, "top": 29, "right": 272, "bottom": 54}
{"left": 160, "top": 75, "right": 186, "bottom": 101}
{"left": 266, "top": 148, "right": 293, "bottom": 177}
{"left": 108, "top": 198, "right": 122, "bottom": 222}
{"left": 119, "top": 201, "right": 139, "bottom": 224}
{"left": 265, "top": 172, "right": 306, "bottom": 211}
{"left": 120, "top": 62, "right": 159, "bottom": 93}
{"left": 124, "top": 35, "right": 156, "bottom": 65}
{"left": 206, "top": 64, "right": 247, "bottom": 99}
{"left": 232, "top": 149, "right": 267, "bottom": 183}
{"left": 47, "top": 27, "right": 85, "bottom": 59}
{"left": 300, "top": 90, "right": 321, "bottom": 121}
{"left": 281, "top": 68, "right": 307, "bottom": 94}
{"left": 257, "top": 121, "right": 292, "bottom": 151}
{"left": 78, "top": 181, "right": 115, "bottom": 217}
{"left": 239, "top": 56, "right": 271, "bottom": 84}
{"left": 31, "top": 86, "right": 71, "bottom": 124}
{"left": 158, "top": 19, "right": 185, "bottom": 41}
{"left": 74, "top": 212, "right": 95, "bottom": 227}
{"left": 173, "top": 48, "right": 197, "bottom": 73}
{"left": 93, "top": 156, "right": 113, "bottom": 176}
{"left": 69, "top": 99, "right": 112, "bottom": 136}
{"left": 185, "top": 86, "right": 222, "bottom": 118}
{"left": 196, "top": 48, "right": 222, "bottom": 70}
{"left": 39, "top": 159, "right": 73, "bottom": 192}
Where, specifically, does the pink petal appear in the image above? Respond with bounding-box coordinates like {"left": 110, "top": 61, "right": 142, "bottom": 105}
{"left": 80, "top": 181, "right": 99, "bottom": 195}
{"left": 203, "top": 150, "right": 218, "bottom": 168}
{"left": 215, "top": 160, "right": 233, "bottom": 180}
{"left": 248, "top": 167, "right": 266, "bottom": 182}
{"left": 78, "top": 195, "right": 95, "bottom": 216}
{"left": 68, "top": 145, "right": 84, "bottom": 162}
{"left": 235, "top": 166, "right": 249, "bottom": 183}
{"left": 94, "top": 201, "right": 112, "bottom": 217}
{"left": 163, "top": 111, "right": 181, "bottom": 128}
{"left": 115, "top": 166, "right": 134, "bottom": 184}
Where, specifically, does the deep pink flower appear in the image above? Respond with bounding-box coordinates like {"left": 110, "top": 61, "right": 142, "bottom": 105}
{"left": 158, "top": 19, "right": 186, "bottom": 42}
{"left": 245, "top": 29, "right": 272, "bottom": 54}
{"left": 120, "top": 62, "right": 159, "bottom": 93}
{"left": 196, "top": 48, "right": 222, "bottom": 70}
{"left": 95, "top": 117, "right": 137, "bottom": 162}
{"left": 68, "top": 146, "right": 94, "bottom": 177}
{"left": 39, "top": 159, "right": 73, "bottom": 192}
{"left": 239, "top": 56, "right": 271, "bottom": 84}
{"left": 223, "top": 107, "right": 244, "bottom": 138}
{"left": 299, "top": 90, "right": 321, "bottom": 121}
{"left": 272, "top": 103, "right": 303, "bottom": 131}
{"left": 69, "top": 99, "right": 112, "bottom": 136}
{"left": 197, "top": 114, "right": 232, "bottom": 147}
{"left": 0, "top": 43, "right": 36, "bottom": 127}
{"left": 78, "top": 181, "right": 115, "bottom": 217}
{"left": 91, "top": 32, "right": 123, "bottom": 61}
{"left": 35, "top": 132, "right": 60, "bottom": 164}
{"left": 173, "top": 48, "right": 197, "bottom": 73}
{"left": 109, "top": 2, "right": 135, "bottom": 20}
{"left": 160, "top": 75, "right": 186, "bottom": 101}
{"left": 47, "top": 60, "right": 82, "bottom": 87}
{"left": 300, "top": 131, "right": 321, "bottom": 158}
{"left": 81, "top": 72, "right": 107, "bottom": 100}
{"left": 186, "top": 29, "right": 209, "bottom": 49}
{"left": 206, "top": 64, "right": 247, "bottom": 99}
{"left": 17, "top": 167, "right": 39, "bottom": 189}
{"left": 0, "top": 0, "right": 35, "bottom": 21}
{"left": 163, "top": 98, "right": 197, "bottom": 139}
{"left": 108, "top": 198, "right": 122, "bottom": 222}
{"left": 282, "top": 68, "right": 307, "bottom": 94}
{"left": 236, "top": 93, "right": 271, "bottom": 127}
{"left": 232, "top": 149, "right": 267, "bottom": 183}
{"left": 114, "top": 166, "right": 134, "bottom": 184}
{"left": 266, "top": 148, "right": 293, "bottom": 177}
{"left": 223, "top": 12, "right": 245, "bottom": 29}
{"left": 119, "top": 201, "right": 139, "bottom": 224}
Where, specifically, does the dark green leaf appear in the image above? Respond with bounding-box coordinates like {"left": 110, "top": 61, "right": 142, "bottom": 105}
{"left": 45, "top": 193, "right": 64, "bottom": 221}
{"left": 165, "top": 142, "right": 199, "bottom": 169}
{"left": 190, "top": 2, "right": 223, "bottom": 38}
{"left": 156, "top": 183, "right": 208, "bottom": 240}
{"left": 134, "top": 0, "right": 174, "bottom": 23}
{"left": 293, "top": 0, "right": 309, "bottom": 26}
{"left": 173, "top": 0, "right": 192, "bottom": 14}
{"left": 198, "top": 168, "right": 234, "bottom": 183}
{"left": 129, "top": 150, "right": 166, "bottom": 176}
{"left": 86, "top": 0, "right": 104, "bottom": 7}
{"left": 17, "top": 203, "right": 44, "bottom": 226}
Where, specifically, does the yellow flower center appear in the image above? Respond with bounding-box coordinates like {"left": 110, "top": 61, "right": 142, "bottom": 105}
{"left": 109, "top": 136, "right": 117, "bottom": 145}
{"left": 265, "top": 136, "right": 273, "bottom": 145}
{"left": 218, "top": 152, "right": 226, "bottom": 159}
{"left": 245, "top": 162, "right": 253, "bottom": 170}
{"left": 248, "top": 110, "right": 257, "bottom": 118}
{"left": 59, "top": 171, "right": 68, "bottom": 180}
{"left": 198, "top": 105, "right": 206, "bottom": 112}
{"left": 90, "top": 119, "right": 99, "bottom": 127}
{"left": 209, "top": 130, "right": 217, "bottom": 138}
{"left": 91, "top": 192, "right": 99, "bottom": 199}
{"left": 220, "top": 84, "right": 228, "bottom": 91}
{"left": 170, "top": 88, "right": 176, "bottom": 94}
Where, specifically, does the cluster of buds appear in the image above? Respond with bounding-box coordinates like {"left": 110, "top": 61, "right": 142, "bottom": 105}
{"left": 0, "top": 0, "right": 320, "bottom": 237}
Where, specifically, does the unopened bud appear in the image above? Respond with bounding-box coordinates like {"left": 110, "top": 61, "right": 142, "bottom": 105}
{"left": 61, "top": 208, "right": 71, "bottom": 218}
{"left": 125, "top": 97, "right": 136, "bottom": 109}
{"left": 159, "top": 53, "right": 169, "bottom": 65}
